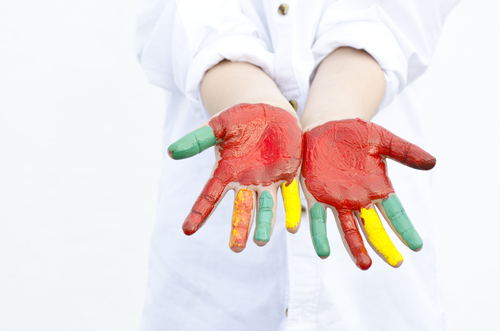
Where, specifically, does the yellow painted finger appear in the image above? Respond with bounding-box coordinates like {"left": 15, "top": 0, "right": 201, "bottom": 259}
{"left": 360, "top": 207, "right": 403, "bottom": 267}
{"left": 282, "top": 179, "right": 301, "bottom": 231}
{"left": 229, "top": 189, "right": 253, "bottom": 250}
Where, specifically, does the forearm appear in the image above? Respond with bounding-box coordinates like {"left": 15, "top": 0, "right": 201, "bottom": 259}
{"left": 200, "top": 60, "right": 295, "bottom": 117}
{"left": 301, "top": 47, "right": 385, "bottom": 130}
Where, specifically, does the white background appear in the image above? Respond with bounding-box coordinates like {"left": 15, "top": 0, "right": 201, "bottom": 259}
{"left": 0, "top": 1, "right": 499, "bottom": 330}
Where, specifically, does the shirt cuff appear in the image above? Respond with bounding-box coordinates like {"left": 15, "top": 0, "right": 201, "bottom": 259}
{"left": 312, "top": 7, "right": 407, "bottom": 111}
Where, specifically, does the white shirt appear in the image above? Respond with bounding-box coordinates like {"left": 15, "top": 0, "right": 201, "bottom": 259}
{"left": 135, "top": 1, "right": 459, "bottom": 330}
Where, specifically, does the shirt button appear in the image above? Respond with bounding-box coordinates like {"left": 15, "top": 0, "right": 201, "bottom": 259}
{"left": 301, "top": 205, "right": 307, "bottom": 216}
{"left": 278, "top": 4, "right": 289, "bottom": 15}
{"left": 289, "top": 100, "right": 298, "bottom": 111}
{"left": 285, "top": 308, "right": 288, "bottom": 317}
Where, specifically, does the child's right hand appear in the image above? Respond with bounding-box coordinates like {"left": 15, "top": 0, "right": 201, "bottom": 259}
{"left": 168, "top": 103, "right": 303, "bottom": 252}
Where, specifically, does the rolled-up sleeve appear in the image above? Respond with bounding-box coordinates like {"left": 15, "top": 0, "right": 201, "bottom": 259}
{"left": 313, "top": 0, "right": 460, "bottom": 110}
{"left": 135, "top": 0, "right": 274, "bottom": 117}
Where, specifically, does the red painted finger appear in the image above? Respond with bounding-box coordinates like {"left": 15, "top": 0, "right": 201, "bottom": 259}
{"left": 338, "top": 209, "right": 372, "bottom": 270}
{"left": 182, "top": 175, "right": 226, "bottom": 235}
{"left": 376, "top": 124, "right": 436, "bottom": 170}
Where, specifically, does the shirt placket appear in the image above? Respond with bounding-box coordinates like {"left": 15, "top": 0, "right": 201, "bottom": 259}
{"left": 270, "top": 1, "right": 301, "bottom": 112}
{"left": 269, "top": 2, "right": 322, "bottom": 330}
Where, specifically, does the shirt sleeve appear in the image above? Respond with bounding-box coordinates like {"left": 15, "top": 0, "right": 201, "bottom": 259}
{"left": 312, "top": 0, "right": 460, "bottom": 110}
{"left": 135, "top": 0, "right": 274, "bottom": 118}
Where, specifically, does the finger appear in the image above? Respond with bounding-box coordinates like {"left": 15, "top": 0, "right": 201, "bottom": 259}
{"left": 229, "top": 188, "right": 254, "bottom": 252}
{"left": 337, "top": 209, "right": 372, "bottom": 270}
{"left": 358, "top": 206, "right": 403, "bottom": 267}
{"left": 254, "top": 191, "right": 274, "bottom": 245}
{"left": 167, "top": 126, "right": 217, "bottom": 160}
{"left": 300, "top": 178, "right": 330, "bottom": 258}
{"left": 310, "top": 202, "right": 330, "bottom": 258}
{"left": 377, "top": 194, "right": 423, "bottom": 251}
{"left": 281, "top": 178, "right": 301, "bottom": 233}
{"left": 182, "top": 175, "right": 226, "bottom": 235}
{"left": 377, "top": 124, "right": 436, "bottom": 170}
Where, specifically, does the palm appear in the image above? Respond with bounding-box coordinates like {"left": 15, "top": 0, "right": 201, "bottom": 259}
{"left": 211, "top": 105, "right": 302, "bottom": 187}
{"left": 169, "top": 103, "right": 303, "bottom": 243}
{"left": 303, "top": 120, "right": 395, "bottom": 210}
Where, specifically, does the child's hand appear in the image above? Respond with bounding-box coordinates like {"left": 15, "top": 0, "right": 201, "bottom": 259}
{"left": 301, "top": 119, "right": 436, "bottom": 269}
{"left": 168, "top": 103, "right": 303, "bottom": 252}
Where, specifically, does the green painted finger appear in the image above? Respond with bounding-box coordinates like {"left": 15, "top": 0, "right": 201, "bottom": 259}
{"left": 381, "top": 195, "right": 423, "bottom": 251}
{"left": 310, "top": 203, "right": 330, "bottom": 258}
{"left": 167, "top": 126, "right": 217, "bottom": 160}
{"left": 254, "top": 191, "right": 273, "bottom": 242}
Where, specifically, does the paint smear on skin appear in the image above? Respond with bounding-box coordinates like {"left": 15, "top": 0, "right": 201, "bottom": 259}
{"left": 229, "top": 189, "right": 254, "bottom": 249}
{"left": 282, "top": 179, "right": 301, "bottom": 230}
{"left": 381, "top": 195, "right": 423, "bottom": 251}
{"left": 254, "top": 191, "right": 273, "bottom": 242}
{"left": 310, "top": 203, "right": 330, "bottom": 258}
{"left": 360, "top": 207, "right": 403, "bottom": 266}
{"left": 183, "top": 104, "right": 303, "bottom": 235}
{"left": 168, "top": 126, "right": 217, "bottom": 160}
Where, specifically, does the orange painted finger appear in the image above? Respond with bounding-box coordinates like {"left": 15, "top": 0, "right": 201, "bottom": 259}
{"left": 229, "top": 188, "right": 254, "bottom": 252}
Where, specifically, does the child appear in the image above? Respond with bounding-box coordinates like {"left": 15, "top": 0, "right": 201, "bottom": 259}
{"left": 136, "top": 1, "right": 459, "bottom": 330}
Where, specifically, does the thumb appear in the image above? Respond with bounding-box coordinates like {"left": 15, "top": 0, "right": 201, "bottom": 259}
{"left": 168, "top": 125, "right": 217, "bottom": 160}
{"left": 376, "top": 123, "right": 436, "bottom": 170}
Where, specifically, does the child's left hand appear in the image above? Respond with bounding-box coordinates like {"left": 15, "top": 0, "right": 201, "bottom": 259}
{"left": 301, "top": 118, "right": 436, "bottom": 269}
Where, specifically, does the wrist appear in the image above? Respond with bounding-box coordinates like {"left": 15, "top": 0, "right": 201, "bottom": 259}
{"left": 301, "top": 47, "right": 384, "bottom": 131}
{"left": 301, "top": 110, "right": 373, "bottom": 132}
{"left": 216, "top": 102, "right": 301, "bottom": 129}
{"left": 201, "top": 60, "right": 297, "bottom": 119}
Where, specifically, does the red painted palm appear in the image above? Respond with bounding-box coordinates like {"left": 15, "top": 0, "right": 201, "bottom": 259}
{"left": 168, "top": 103, "right": 303, "bottom": 236}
